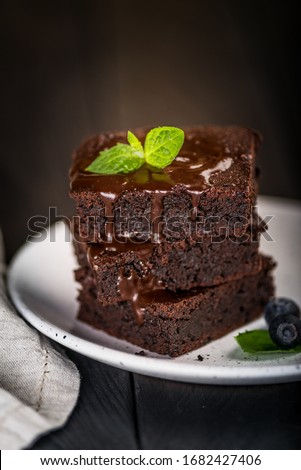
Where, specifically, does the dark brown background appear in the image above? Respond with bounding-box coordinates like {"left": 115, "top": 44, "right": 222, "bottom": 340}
{"left": 0, "top": 0, "right": 300, "bottom": 260}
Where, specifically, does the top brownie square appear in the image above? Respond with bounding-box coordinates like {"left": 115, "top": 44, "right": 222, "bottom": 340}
{"left": 69, "top": 126, "right": 261, "bottom": 243}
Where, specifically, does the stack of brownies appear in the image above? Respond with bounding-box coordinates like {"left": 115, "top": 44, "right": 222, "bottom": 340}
{"left": 69, "top": 126, "right": 275, "bottom": 356}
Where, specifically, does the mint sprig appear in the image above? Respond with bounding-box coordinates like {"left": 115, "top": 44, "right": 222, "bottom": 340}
{"left": 85, "top": 126, "right": 184, "bottom": 175}
{"left": 127, "top": 130, "right": 144, "bottom": 153}
{"left": 235, "top": 330, "right": 301, "bottom": 354}
{"left": 85, "top": 143, "right": 144, "bottom": 175}
{"left": 144, "top": 127, "right": 184, "bottom": 168}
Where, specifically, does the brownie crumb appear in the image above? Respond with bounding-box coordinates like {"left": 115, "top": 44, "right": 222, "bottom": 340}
{"left": 77, "top": 256, "right": 274, "bottom": 356}
{"left": 70, "top": 126, "right": 275, "bottom": 357}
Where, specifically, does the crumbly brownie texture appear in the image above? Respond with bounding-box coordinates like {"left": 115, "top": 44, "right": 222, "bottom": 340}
{"left": 69, "top": 126, "right": 261, "bottom": 243}
{"left": 69, "top": 124, "right": 275, "bottom": 357}
{"left": 75, "top": 256, "right": 275, "bottom": 357}
{"left": 73, "top": 225, "right": 263, "bottom": 305}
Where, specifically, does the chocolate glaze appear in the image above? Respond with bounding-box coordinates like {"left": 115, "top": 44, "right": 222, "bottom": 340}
{"left": 71, "top": 144, "right": 233, "bottom": 194}
{"left": 71, "top": 126, "right": 259, "bottom": 322}
{"left": 87, "top": 240, "right": 171, "bottom": 324}
{"left": 70, "top": 126, "right": 257, "bottom": 195}
{"left": 118, "top": 271, "right": 165, "bottom": 325}
{"left": 151, "top": 191, "right": 164, "bottom": 243}
{"left": 87, "top": 238, "right": 154, "bottom": 260}
{"left": 70, "top": 126, "right": 258, "bottom": 243}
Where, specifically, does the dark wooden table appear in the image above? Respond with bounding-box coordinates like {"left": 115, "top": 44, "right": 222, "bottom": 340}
{"left": 1, "top": 0, "right": 301, "bottom": 450}
{"left": 30, "top": 351, "right": 301, "bottom": 449}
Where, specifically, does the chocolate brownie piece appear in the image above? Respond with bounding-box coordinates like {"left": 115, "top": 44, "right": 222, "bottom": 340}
{"left": 75, "top": 256, "right": 275, "bottom": 357}
{"left": 69, "top": 126, "right": 261, "bottom": 243}
{"left": 73, "top": 223, "right": 263, "bottom": 305}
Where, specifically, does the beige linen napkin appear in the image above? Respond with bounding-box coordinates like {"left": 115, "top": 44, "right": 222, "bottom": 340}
{"left": 0, "top": 230, "right": 80, "bottom": 450}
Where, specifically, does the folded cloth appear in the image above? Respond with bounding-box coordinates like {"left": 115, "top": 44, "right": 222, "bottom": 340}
{"left": 0, "top": 230, "right": 80, "bottom": 450}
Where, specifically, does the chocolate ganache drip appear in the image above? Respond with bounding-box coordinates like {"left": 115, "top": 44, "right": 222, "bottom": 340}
{"left": 87, "top": 239, "right": 176, "bottom": 324}
{"left": 70, "top": 127, "right": 255, "bottom": 320}
{"left": 70, "top": 128, "right": 240, "bottom": 243}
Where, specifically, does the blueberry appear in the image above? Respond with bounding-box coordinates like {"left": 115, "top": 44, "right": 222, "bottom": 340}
{"left": 269, "top": 314, "right": 301, "bottom": 349}
{"left": 264, "top": 297, "right": 300, "bottom": 325}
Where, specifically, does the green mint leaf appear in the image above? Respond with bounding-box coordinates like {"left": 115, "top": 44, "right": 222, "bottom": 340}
{"left": 144, "top": 126, "right": 184, "bottom": 168}
{"left": 85, "top": 126, "right": 185, "bottom": 175}
{"left": 235, "top": 330, "right": 301, "bottom": 354}
{"left": 85, "top": 143, "right": 144, "bottom": 175}
{"left": 127, "top": 131, "right": 144, "bottom": 154}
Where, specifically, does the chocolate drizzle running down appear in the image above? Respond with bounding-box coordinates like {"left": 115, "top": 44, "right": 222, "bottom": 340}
{"left": 87, "top": 240, "right": 172, "bottom": 324}
{"left": 150, "top": 191, "right": 164, "bottom": 243}
{"left": 118, "top": 270, "right": 164, "bottom": 325}
{"left": 190, "top": 192, "right": 200, "bottom": 221}
{"left": 101, "top": 194, "right": 115, "bottom": 242}
{"left": 71, "top": 126, "right": 257, "bottom": 322}
{"left": 69, "top": 127, "right": 248, "bottom": 244}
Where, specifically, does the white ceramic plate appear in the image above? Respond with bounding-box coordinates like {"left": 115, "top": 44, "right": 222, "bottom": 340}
{"left": 7, "top": 196, "right": 301, "bottom": 385}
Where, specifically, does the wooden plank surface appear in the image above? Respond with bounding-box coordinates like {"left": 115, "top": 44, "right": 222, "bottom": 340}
{"left": 31, "top": 355, "right": 301, "bottom": 450}
{"left": 31, "top": 352, "right": 138, "bottom": 450}
{"left": 133, "top": 374, "right": 301, "bottom": 450}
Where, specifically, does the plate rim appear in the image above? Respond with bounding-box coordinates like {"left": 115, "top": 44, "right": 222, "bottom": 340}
{"left": 7, "top": 197, "right": 301, "bottom": 385}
